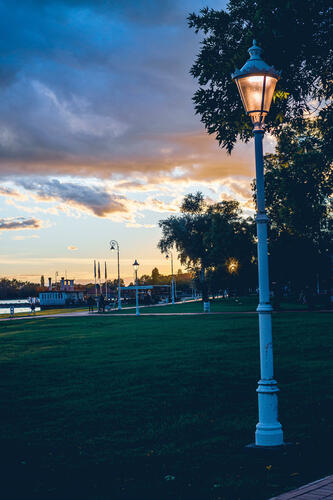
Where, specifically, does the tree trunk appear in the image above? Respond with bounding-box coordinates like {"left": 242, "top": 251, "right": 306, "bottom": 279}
{"left": 200, "top": 266, "right": 209, "bottom": 302}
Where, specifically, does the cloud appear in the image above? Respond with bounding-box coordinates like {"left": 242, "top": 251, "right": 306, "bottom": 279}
{"left": 0, "top": 0, "right": 239, "bottom": 189}
{"left": 32, "top": 80, "right": 128, "bottom": 138}
{"left": 0, "top": 186, "right": 18, "bottom": 196}
{"left": 12, "top": 234, "right": 40, "bottom": 240}
{"left": 0, "top": 0, "right": 259, "bottom": 233}
{"left": 15, "top": 178, "right": 130, "bottom": 217}
{"left": 67, "top": 245, "right": 78, "bottom": 250}
{"left": 0, "top": 186, "right": 27, "bottom": 199}
{"left": 10, "top": 177, "right": 190, "bottom": 222}
{"left": 218, "top": 176, "right": 253, "bottom": 200}
{"left": 8, "top": 174, "right": 256, "bottom": 226}
{"left": 0, "top": 217, "right": 43, "bottom": 231}
{"left": 113, "top": 180, "right": 160, "bottom": 193}
{"left": 145, "top": 197, "right": 179, "bottom": 213}
{"left": 125, "top": 222, "right": 155, "bottom": 228}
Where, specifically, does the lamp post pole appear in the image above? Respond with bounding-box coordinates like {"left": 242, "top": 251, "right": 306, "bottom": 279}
{"left": 253, "top": 126, "right": 283, "bottom": 446}
{"left": 166, "top": 253, "right": 175, "bottom": 305}
{"left": 232, "top": 41, "right": 284, "bottom": 447}
{"left": 133, "top": 259, "right": 140, "bottom": 316}
{"left": 110, "top": 240, "right": 122, "bottom": 310}
{"left": 135, "top": 269, "right": 139, "bottom": 316}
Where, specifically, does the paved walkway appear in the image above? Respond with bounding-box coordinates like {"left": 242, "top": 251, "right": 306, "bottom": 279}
{"left": 0, "top": 311, "right": 90, "bottom": 322}
{"left": 0, "top": 310, "right": 259, "bottom": 322}
{"left": 270, "top": 475, "right": 333, "bottom": 499}
{"left": 0, "top": 308, "right": 331, "bottom": 323}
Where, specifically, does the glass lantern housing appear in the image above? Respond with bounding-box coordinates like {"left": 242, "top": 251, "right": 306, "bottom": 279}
{"left": 232, "top": 41, "right": 280, "bottom": 128}
{"left": 133, "top": 259, "right": 139, "bottom": 272}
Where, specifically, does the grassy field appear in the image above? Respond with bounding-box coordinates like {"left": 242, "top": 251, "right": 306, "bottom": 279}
{"left": 1, "top": 295, "right": 327, "bottom": 319}
{"left": 113, "top": 295, "right": 323, "bottom": 314}
{"left": 0, "top": 312, "right": 332, "bottom": 499}
{"left": 115, "top": 296, "right": 258, "bottom": 314}
{"left": 0, "top": 306, "right": 88, "bottom": 319}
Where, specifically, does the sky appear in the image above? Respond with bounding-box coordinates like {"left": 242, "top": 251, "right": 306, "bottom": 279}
{"left": 0, "top": 0, "right": 270, "bottom": 284}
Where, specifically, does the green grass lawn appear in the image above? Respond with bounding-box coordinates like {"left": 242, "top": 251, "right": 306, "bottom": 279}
{"left": 115, "top": 296, "right": 258, "bottom": 314}
{"left": 0, "top": 312, "right": 332, "bottom": 499}
{"left": 113, "top": 295, "right": 314, "bottom": 314}
{"left": 0, "top": 306, "right": 89, "bottom": 319}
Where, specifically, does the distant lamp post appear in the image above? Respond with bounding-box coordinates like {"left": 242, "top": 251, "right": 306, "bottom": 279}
{"left": 110, "top": 240, "right": 122, "bottom": 310}
{"left": 232, "top": 41, "right": 284, "bottom": 447}
{"left": 166, "top": 253, "right": 175, "bottom": 305}
{"left": 133, "top": 259, "right": 140, "bottom": 316}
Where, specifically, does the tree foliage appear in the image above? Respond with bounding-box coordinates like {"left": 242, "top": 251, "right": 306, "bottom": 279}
{"left": 139, "top": 268, "right": 193, "bottom": 291}
{"left": 259, "top": 124, "right": 333, "bottom": 289}
{"left": 158, "top": 193, "right": 256, "bottom": 299}
{"left": 0, "top": 278, "right": 41, "bottom": 299}
{"left": 188, "top": 0, "right": 332, "bottom": 152}
{"left": 264, "top": 126, "right": 332, "bottom": 240}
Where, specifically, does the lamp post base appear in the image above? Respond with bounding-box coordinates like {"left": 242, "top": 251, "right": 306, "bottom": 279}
{"left": 255, "top": 379, "right": 284, "bottom": 447}
{"left": 255, "top": 425, "right": 284, "bottom": 447}
{"left": 203, "top": 301, "right": 210, "bottom": 312}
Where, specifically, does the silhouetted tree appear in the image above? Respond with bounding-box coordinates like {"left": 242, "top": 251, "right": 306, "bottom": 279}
{"left": 151, "top": 268, "right": 161, "bottom": 284}
{"left": 0, "top": 278, "right": 40, "bottom": 299}
{"left": 258, "top": 124, "right": 333, "bottom": 290}
{"left": 110, "top": 278, "right": 125, "bottom": 290}
{"left": 188, "top": 0, "right": 332, "bottom": 152}
{"left": 158, "top": 193, "right": 255, "bottom": 303}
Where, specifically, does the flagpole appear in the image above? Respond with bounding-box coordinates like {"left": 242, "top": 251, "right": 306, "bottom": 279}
{"left": 98, "top": 261, "right": 101, "bottom": 295}
{"left": 94, "top": 260, "right": 97, "bottom": 297}
{"left": 105, "top": 261, "right": 108, "bottom": 299}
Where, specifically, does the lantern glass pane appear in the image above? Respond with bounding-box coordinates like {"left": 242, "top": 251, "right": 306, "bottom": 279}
{"left": 263, "top": 76, "right": 278, "bottom": 112}
{"left": 236, "top": 75, "right": 264, "bottom": 114}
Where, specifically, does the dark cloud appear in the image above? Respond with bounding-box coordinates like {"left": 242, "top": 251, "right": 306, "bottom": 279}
{"left": 0, "top": 186, "right": 21, "bottom": 197}
{"left": 15, "top": 178, "right": 130, "bottom": 216}
{"left": 19, "top": 0, "right": 198, "bottom": 26}
{"left": 0, "top": 217, "right": 43, "bottom": 231}
{"left": 0, "top": 129, "right": 251, "bottom": 183}
{"left": 0, "top": 0, "right": 230, "bottom": 185}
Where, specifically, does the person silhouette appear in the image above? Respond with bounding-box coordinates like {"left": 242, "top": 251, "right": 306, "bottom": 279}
{"left": 99, "top": 294, "right": 105, "bottom": 313}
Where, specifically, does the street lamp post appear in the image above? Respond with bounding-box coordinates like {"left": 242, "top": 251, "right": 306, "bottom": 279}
{"left": 133, "top": 259, "right": 140, "bottom": 316}
{"left": 232, "top": 41, "right": 284, "bottom": 447}
{"left": 110, "top": 240, "right": 122, "bottom": 310}
{"left": 166, "top": 253, "right": 175, "bottom": 305}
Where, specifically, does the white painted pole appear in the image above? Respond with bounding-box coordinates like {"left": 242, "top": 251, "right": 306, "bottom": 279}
{"left": 135, "top": 269, "right": 140, "bottom": 316}
{"left": 254, "top": 128, "right": 284, "bottom": 447}
{"left": 117, "top": 247, "right": 122, "bottom": 310}
{"left": 110, "top": 241, "right": 122, "bottom": 309}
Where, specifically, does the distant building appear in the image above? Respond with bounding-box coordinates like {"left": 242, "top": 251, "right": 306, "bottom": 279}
{"left": 39, "top": 277, "right": 84, "bottom": 309}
